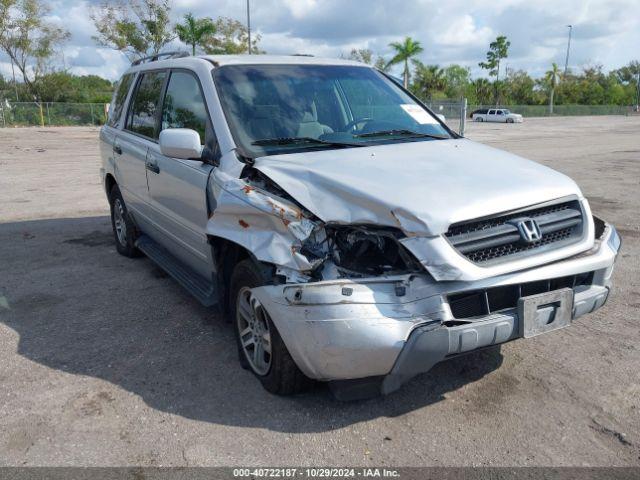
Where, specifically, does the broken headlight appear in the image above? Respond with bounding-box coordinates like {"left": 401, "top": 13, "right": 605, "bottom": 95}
{"left": 326, "top": 225, "right": 422, "bottom": 276}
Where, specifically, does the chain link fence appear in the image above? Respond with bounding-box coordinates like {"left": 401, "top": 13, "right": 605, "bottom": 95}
{"left": 424, "top": 99, "right": 637, "bottom": 135}
{"left": 0, "top": 100, "right": 635, "bottom": 129}
{"left": 0, "top": 102, "right": 108, "bottom": 127}
{"left": 467, "top": 104, "right": 635, "bottom": 118}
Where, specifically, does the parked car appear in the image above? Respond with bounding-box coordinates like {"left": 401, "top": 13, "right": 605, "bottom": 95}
{"left": 100, "top": 53, "right": 620, "bottom": 400}
{"left": 472, "top": 108, "right": 523, "bottom": 123}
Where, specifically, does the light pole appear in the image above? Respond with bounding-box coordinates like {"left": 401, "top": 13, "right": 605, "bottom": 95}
{"left": 564, "top": 25, "right": 572, "bottom": 76}
{"left": 246, "top": 0, "right": 252, "bottom": 55}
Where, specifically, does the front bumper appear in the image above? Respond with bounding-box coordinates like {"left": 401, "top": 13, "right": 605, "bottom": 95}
{"left": 251, "top": 224, "right": 620, "bottom": 397}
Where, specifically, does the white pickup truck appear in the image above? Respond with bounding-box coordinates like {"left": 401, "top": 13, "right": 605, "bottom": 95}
{"left": 472, "top": 108, "right": 523, "bottom": 123}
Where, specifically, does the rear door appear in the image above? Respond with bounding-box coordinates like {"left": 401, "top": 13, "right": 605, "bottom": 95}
{"left": 115, "top": 70, "right": 167, "bottom": 227}
{"left": 487, "top": 109, "right": 497, "bottom": 122}
{"left": 101, "top": 73, "right": 135, "bottom": 181}
{"left": 145, "top": 69, "right": 219, "bottom": 278}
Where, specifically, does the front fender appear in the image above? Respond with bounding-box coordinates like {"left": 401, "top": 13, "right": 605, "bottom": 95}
{"left": 206, "top": 170, "right": 318, "bottom": 271}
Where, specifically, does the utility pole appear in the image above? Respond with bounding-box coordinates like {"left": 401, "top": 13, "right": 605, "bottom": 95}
{"left": 564, "top": 25, "right": 572, "bottom": 76}
{"left": 246, "top": 0, "right": 252, "bottom": 55}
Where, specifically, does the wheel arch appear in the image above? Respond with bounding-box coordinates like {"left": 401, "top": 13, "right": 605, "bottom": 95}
{"left": 105, "top": 173, "right": 117, "bottom": 199}
{"left": 208, "top": 235, "right": 275, "bottom": 314}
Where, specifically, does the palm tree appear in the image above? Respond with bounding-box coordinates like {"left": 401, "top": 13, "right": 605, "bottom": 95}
{"left": 411, "top": 60, "right": 447, "bottom": 99}
{"left": 386, "top": 37, "right": 424, "bottom": 88}
{"left": 175, "top": 13, "right": 217, "bottom": 56}
{"left": 545, "top": 62, "right": 561, "bottom": 114}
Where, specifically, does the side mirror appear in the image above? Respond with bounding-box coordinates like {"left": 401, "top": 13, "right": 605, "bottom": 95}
{"left": 436, "top": 114, "right": 446, "bottom": 122}
{"left": 159, "top": 128, "right": 203, "bottom": 160}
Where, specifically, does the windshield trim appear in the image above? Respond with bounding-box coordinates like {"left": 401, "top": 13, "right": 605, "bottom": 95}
{"left": 211, "top": 63, "right": 458, "bottom": 160}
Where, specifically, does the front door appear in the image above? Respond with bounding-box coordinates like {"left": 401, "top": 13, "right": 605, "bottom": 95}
{"left": 146, "top": 70, "right": 218, "bottom": 278}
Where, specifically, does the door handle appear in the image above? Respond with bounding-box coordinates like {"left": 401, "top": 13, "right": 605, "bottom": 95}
{"left": 114, "top": 144, "right": 122, "bottom": 155}
{"left": 145, "top": 161, "right": 160, "bottom": 174}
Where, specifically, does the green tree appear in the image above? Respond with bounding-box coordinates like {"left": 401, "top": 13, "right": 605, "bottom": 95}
{"left": 347, "top": 48, "right": 373, "bottom": 65}
{"left": 201, "top": 17, "right": 262, "bottom": 54}
{"left": 479, "top": 35, "right": 510, "bottom": 104}
{"left": 472, "top": 78, "right": 493, "bottom": 105}
{"left": 545, "top": 63, "right": 561, "bottom": 113}
{"left": 374, "top": 56, "right": 389, "bottom": 72}
{"left": 175, "top": 13, "right": 217, "bottom": 56}
{"left": 91, "top": 0, "right": 175, "bottom": 61}
{"left": 386, "top": 37, "right": 424, "bottom": 88}
{"left": 410, "top": 60, "right": 447, "bottom": 100}
{"left": 443, "top": 64, "right": 471, "bottom": 99}
{"left": 0, "top": 0, "right": 70, "bottom": 101}
{"left": 503, "top": 69, "right": 538, "bottom": 105}
{"left": 613, "top": 60, "right": 640, "bottom": 84}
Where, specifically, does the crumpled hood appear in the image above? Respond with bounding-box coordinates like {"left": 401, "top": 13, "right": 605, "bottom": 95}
{"left": 254, "top": 139, "right": 582, "bottom": 236}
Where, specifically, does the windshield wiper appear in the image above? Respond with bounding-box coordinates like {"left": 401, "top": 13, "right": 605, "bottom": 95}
{"left": 252, "top": 137, "right": 362, "bottom": 148}
{"left": 354, "top": 129, "right": 449, "bottom": 140}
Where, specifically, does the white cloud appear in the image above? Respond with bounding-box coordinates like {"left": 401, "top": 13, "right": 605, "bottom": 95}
{"left": 2, "top": 0, "right": 637, "bottom": 81}
{"left": 437, "top": 15, "right": 493, "bottom": 47}
{"left": 282, "top": 0, "right": 319, "bottom": 19}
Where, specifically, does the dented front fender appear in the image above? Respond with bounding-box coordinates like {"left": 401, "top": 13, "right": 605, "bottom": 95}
{"left": 206, "top": 169, "right": 320, "bottom": 271}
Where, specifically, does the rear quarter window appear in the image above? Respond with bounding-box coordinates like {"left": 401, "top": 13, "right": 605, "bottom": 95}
{"left": 107, "top": 73, "right": 134, "bottom": 127}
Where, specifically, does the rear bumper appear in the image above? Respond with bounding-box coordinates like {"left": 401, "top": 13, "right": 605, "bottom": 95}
{"left": 251, "top": 224, "right": 620, "bottom": 396}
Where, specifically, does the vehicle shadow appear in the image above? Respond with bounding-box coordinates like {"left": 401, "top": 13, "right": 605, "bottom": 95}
{"left": 0, "top": 216, "right": 504, "bottom": 433}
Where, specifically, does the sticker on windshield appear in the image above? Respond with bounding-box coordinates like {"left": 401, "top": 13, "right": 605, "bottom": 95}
{"left": 401, "top": 104, "right": 438, "bottom": 124}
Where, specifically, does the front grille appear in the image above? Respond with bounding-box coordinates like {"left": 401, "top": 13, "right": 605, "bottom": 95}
{"left": 445, "top": 200, "right": 584, "bottom": 264}
{"left": 447, "top": 272, "right": 593, "bottom": 319}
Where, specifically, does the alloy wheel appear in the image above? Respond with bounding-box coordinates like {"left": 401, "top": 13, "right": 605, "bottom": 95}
{"left": 236, "top": 287, "right": 272, "bottom": 375}
{"left": 113, "top": 198, "right": 127, "bottom": 246}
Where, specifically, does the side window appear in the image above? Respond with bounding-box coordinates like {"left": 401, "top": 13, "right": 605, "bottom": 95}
{"left": 161, "top": 71, "right": 208, "bottom": 142}
{"left": 125, "top": 71, "right": 167, "bottom": 139}
{"left": 107, "top": 73, "right": 134, "bottom": 127}
{"left": 497, "top": 110, "right": 504, "bottom": 115}
{"left": 488, "top": 109, "right": 495, "bottom": 115}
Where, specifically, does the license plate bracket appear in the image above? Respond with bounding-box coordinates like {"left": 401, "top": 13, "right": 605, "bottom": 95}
{"left": 518, "top": 288, "right": 574, "bottom": 338}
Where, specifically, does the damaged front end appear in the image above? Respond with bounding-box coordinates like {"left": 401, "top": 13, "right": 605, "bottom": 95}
{"left": 206, "top": 163, "right": 620, "bottom": 400}
{"left": 207, "top": 166, "right": 423, "bottom": 283}
{"left": 206, "top": 167, "right": 323, "bottom": 277}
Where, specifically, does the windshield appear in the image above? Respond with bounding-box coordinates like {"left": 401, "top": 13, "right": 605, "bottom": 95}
{"left": 212, "top": 64, "right": 452, "bottom": 157}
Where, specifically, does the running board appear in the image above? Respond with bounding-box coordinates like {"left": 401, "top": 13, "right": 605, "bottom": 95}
{"left": 136, "top": 235, "right": 219, "bottom": 307}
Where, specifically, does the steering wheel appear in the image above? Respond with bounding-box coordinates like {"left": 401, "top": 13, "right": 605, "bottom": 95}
{"left": 343, "top": 117, "right": 374, "bottom": 133}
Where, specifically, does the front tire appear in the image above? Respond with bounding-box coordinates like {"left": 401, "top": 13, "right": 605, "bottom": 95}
{"left": 109, "top": 185, "right": 140, "bottom": 258}
{"left": 230, "top": 259, "right": 311, "bottom": 395}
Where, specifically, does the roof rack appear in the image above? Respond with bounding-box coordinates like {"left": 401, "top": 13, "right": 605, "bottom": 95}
{"left": 131, "top": 51, "right": 190, "bottom": 66}
{"left": 291, "top": 53, "right": 314, "bottom": 57}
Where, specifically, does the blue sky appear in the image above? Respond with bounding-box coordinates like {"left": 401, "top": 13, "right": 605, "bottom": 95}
{"left": 2, "top": 0, "right": 639, "bottom": 81}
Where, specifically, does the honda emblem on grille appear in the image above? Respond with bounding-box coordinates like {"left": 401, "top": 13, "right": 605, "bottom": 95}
{"left": 511, "top": 218, "right": 542, "bottom": 243}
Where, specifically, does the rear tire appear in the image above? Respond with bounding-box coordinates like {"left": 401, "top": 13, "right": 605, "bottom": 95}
{"left": 230, "top": 259, "right": 311, "bottom": 395}
{"left": 475, "top": 117, "right": 484, "bottom": 122}
{"left": 109, "top": 184, "right": 140, "bottom": 258}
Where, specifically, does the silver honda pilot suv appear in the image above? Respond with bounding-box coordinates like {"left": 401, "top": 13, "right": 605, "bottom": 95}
{"left": 100, "top": 53, "right": 620, "bottom": 400}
